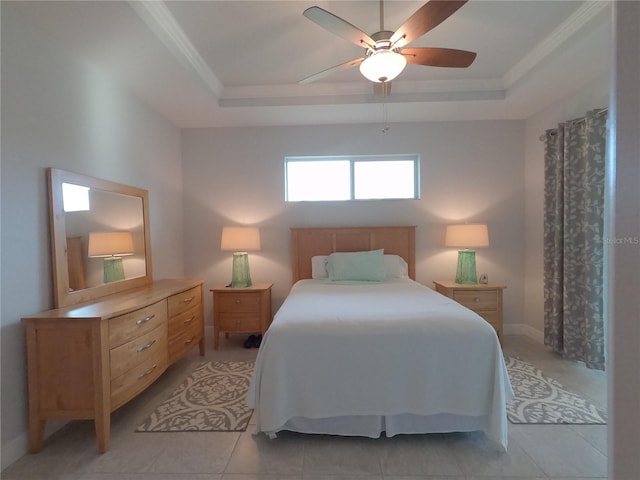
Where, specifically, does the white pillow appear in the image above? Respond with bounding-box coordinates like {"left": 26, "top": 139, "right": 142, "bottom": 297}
{"left": 384, "top": 254, "right": 409, "bottom": 279}
{"left": 311, "top": 255, "right": 328, "bottom": 279}
{"left": 311, "top": 253, "right": 408, "bottom": 279}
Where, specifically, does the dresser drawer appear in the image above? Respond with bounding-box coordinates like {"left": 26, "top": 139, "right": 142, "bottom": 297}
{"left": 453, "top": 290, "right": 498, "bottom": 311}
{"left": 218, "top": 312, "right": 261, "bottom": 332}
{"left": 168, "top": 319, "right": 202, "bottom": 363}
{"left": 110, "top": 349, "right": 167, "bottom": 410}
{"left": 168, "top": 303, "right": 201, "bottom": 335}
{"left": 109, "top": 300, "right": 167, "bottom": 349}
{"left": 216, "top": 293, "right": 261, "bottom": 313}
{"left": 110, "top": 323, "right": 167, "bottom": 380}
{"left": 168, "top": 286, "right": 202, "bottom": 318}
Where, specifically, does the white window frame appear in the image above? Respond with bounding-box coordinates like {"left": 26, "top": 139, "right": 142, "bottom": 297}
{"left": 285, "top": 154, "right": 420, "bottom": 202}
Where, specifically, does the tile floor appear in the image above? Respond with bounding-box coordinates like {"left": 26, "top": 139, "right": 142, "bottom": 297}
{"left": 2, "top": 335, "right": 608, "bottom": 480}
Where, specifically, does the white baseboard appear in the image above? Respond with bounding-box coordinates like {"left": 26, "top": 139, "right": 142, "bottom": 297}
{"left": 504, "top": 323, "right": 544, "bottom": 344}
{"left": 1, "top": 419, "right": 67, "bottom": 471}
{"left": 1, "top": 431, "right": 28, "bottom": 471}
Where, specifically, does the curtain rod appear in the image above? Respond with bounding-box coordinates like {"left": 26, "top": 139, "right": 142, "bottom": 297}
{"left": 538, "top": 107, "right": 608, "bottom": 141}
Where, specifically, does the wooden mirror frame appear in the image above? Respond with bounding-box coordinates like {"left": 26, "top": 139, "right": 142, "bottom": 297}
{"left": 48, "top": 168, "right": 153, "bottom": 308}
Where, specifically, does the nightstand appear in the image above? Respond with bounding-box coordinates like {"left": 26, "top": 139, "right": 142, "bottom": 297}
{"left": 433, "top": 280, "right": 506, "bottom": 342}
{"left": 211, "top": 283, "right": 272, "bottom": 350}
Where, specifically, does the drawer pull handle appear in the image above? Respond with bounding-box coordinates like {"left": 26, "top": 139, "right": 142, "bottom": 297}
{"left": 235, "top": 299, "right": 241, "bottom": 304}
{"left": 138, "top": 364, "right": 157, "bottom": 379}
{"left": 474, "top": 297, "right": 481, "bottom": 303}
{"left": 183, "top": 296, "right": 195, "bottom": 303}
{"left": 137, "top": 339, "right": 156, "bottom": 352}
{"left": 183, "top": 316, "right": 195, "bottom": 325}
{"left": 136, "top": 314, "right": 155, "bottom": 325}
{"left": 184, "top": 335, "right": 196, "bottom": 345}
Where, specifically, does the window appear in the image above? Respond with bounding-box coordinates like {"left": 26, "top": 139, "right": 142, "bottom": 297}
{"left": 285, "top": 154, "right": 419, "bottom": 202}
{"left": 62, "top": 182, "right": 90, "bottom": 212}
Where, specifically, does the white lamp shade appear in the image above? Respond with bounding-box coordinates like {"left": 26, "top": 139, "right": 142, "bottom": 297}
{"left": 359, "top": 50, "right": 407, "bottom": 83}
{"left": 220, "top": 227, "right": 261, "bottom": 251}
{"left": 88, "top": 231, "right": 134, "bottom": 257}
{"left": 445, "top": 224, "right": 489, "bottom": 248}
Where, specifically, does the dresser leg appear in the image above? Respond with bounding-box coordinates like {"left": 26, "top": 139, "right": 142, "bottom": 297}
{"left": 94, "top": 412, "right": 110, "bottom": 453}
{"left": 198, "top": 336, "right": 205, "bottom": 356}
{"left": 28, "top": 417, "right": 46, "bottom": 453}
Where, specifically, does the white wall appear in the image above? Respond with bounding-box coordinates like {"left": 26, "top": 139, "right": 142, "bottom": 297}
{"left": 181, "top": 121, "right": 526, "bottom": 332}
{"left": 522, "top": 72, "right": 610, "bottom": 339}
{"left": 608, "top": 2, "right": 640, "bottom": 477}
{"left": 0, "top": 4, "right": 185, "bottom": 467}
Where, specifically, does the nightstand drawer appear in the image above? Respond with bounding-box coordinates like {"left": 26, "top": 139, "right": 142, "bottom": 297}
{"left": 453, "top": 290, "right": 497, "bottom": 311}
{"left": 477, "top": 311, "right": 500, "bottom": 328}
{"left": 217, "top": 293, "right": 261, "bottom": 313}
{"left": 218, "top": 313, "right": 261, "bottom": 332}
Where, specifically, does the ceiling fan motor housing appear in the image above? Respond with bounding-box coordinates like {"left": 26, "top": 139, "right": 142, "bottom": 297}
{"left": 361, "top": 31, "right": 406, "bottom": 83}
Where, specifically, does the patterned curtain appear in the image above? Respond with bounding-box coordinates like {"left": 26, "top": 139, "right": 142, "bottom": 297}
{"left": 543, "top": 108, "right": 607, "bottom": 370}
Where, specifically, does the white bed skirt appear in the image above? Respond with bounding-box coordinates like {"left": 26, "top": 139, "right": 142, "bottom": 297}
{"left": 260, "top": 412, "right": 502, "bottom": 448}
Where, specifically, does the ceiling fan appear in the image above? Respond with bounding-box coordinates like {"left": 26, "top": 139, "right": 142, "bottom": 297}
{"left": 300, "top": 0, "right": 476, "bottom": 98}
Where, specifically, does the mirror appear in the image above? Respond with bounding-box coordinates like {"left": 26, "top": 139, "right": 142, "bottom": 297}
{"left": 48, "top": 168, "right": 153, "bottom": 308}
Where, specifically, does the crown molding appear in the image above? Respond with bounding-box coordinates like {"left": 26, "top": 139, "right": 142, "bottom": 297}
{"left": 128, "top": 0, "right": 224, "bottom": 99}
{"left": 503, "top": 0, "right": 609, "bottom": 88}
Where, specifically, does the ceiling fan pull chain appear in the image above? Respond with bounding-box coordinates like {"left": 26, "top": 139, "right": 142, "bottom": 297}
{"left": 381, "top": 101, "right": 390, "bottom": 133}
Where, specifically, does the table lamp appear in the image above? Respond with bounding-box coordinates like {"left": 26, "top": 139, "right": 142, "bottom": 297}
{"left": 88, "top": 231, "right": 134, "bottom": 283}
{"left": 445, "top": 224, "right": 489, "bottom": 284}
{"left": 220, "top": 226, "right": 261, "bottom": 288}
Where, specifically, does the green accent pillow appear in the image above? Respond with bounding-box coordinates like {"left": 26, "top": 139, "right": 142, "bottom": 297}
{"left": 327, "top": 249, "right": 385, "bottom": 281}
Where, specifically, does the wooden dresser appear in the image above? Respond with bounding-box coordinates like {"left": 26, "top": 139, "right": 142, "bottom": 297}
{"left": 22, "top": 278, "right": 205, "bottom": 453}
{"left": 433, "top": 280, "right": 506, "bottom": 342}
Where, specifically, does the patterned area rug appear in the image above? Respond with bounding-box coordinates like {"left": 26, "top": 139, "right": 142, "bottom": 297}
{"left": 137, "top": 360, "right": 254, "bottom": 432}
{"left": 506, "top": 357, "right": 607, "bottom": 424}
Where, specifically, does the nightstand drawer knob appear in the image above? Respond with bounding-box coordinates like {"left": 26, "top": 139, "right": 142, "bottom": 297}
{"left": 235, "top": 299, "right": 241, "bottom": 304}
{"left": 474, "top": 297, "right": 481, "bottom": 303}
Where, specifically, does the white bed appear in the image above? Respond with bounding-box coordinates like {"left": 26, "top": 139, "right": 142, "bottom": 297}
{"left": 247, "top": 226, "right": 513, "bottom": 450}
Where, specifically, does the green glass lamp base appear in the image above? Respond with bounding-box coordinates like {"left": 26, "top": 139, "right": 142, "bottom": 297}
{"left": 103, "top": 257, "right": 125, "bottom": 283}
{"left": 455, "top": 249, "right": 478, "bottom": 284}
{"left": 230, "top": 252, "right": 253, "bottom": 288}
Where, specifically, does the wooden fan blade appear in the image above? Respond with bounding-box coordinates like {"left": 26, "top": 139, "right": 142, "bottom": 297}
{"left": 373, "top": 81, "right": 392, "bottom": 100}
{"left": 299, "top": 57, "right": 364, "bottom": 85}
{"left": 304, "top": 6, "right": 375, "bottom": 49}
{"left": 403, "top": 47, "right": 476, "bottom": 68}
{"left": 390, "top": 0, "right": 468, "bottom": 49}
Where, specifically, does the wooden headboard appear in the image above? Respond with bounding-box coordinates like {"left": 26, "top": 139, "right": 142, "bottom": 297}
{"left": 291, "top": 226, "right": 416, "bottom": 282}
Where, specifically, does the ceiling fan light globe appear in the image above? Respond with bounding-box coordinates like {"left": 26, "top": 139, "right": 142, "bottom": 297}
{"left": 359, "top": 50, "right": 407, "bottom": 83}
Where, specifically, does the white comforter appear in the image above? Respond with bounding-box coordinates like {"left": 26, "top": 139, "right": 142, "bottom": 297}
{"left": 247, "top": 279, "right": 513, "bottom": 449}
